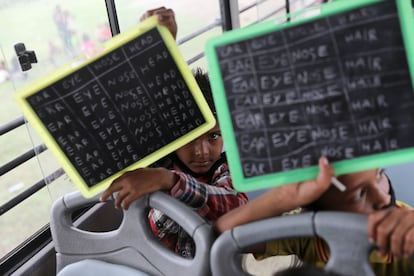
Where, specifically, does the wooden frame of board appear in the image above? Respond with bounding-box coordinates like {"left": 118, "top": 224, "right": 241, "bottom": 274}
{"left": 15, "top": 16, "right": 216, "bottom": 198}
{"left": 206, "top": 0, "right": 414, "bottom": 192}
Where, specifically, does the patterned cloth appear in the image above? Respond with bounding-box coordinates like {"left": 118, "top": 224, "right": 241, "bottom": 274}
{"left": 148, "top": 158, "right": 248, "bottom": 258}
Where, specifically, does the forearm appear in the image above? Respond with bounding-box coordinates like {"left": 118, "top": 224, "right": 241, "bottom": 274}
{"left": 197, "top": 186, "right": 248, "bottom": 220}
{"left": 169, "top": 172, "right": 208, "bottom": 208}
{"left": 100, "top": 167, "right": 179, "bottom": 210}
{"left": 170, "top": 172, "right": 248, "bottom": 220}
{"left": 214, "top": 157, "right": 334, "bottom": 233}
{"left": 214, "top": 185, "right": 300, "bottom": 233}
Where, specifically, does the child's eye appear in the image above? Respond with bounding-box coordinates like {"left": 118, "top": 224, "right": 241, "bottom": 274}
{"left": 208, "top": 132, "right": 221, "bottom": 140}
{"left": 353, "top": 189, "right": 366, "bottom": 202}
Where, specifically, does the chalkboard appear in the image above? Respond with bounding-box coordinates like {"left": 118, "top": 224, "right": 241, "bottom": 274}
{"left": 15, "top": 16, "right": 216, "bottom": 198}
{"left": 205, "top": 0, "right": 414, "bottom": 192}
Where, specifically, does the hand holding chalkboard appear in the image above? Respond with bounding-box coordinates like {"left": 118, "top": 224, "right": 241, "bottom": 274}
{"left": 140, "top": 7, "right": 177, "bottom": 39}
{"left": 206, "top": 0, "right": 414, "bottom": 192}
{"left": 15, "top": 16, "right": 215, "bottom": 197}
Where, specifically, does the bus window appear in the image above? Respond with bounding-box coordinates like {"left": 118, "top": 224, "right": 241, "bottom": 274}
{"left": 0, "top": 0, "right": 110, "bottom": 260}
{"left": 114, "top": 0, "right": 222, "bottom": 70}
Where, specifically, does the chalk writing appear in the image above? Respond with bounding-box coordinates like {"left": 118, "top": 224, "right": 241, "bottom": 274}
{"left": 216, "top": 0, "right": 414, "bottom": 178}
{"left": 26, "top": 27, "right": 206, "bottom": 187}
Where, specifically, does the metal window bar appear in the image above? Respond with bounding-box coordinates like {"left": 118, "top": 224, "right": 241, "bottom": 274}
{"left": 0, "top": 116, "right": 25, "bottom": 136}
{"left": 104, "top": 0, "right": 120, "bottom": 36}
{"left": 258, "top": 7, "right": 288, "bottom": 22}
{"left": 244, "top": 5, "right": 287, "bottom": 27}
{"left": 240, "top": 0, "right": 268, "bottom": 14}
{"left": 286, "top": 0, "right": 291, "bottom": 21}
{"left": 246, "top": 0, "right": 323, "bottom": 26}
{"left": 0, "top": 144, "right": 47, "bottom": 177}
{"left": 219, "top": 0, "right": 233, "bottom": 31}
{"left": 187, "top": 52, "right": 206, "bottom": 66}
{"left": 0, "top": 225, "right": 51, "bottom": 275}
{"left": 178, "top": 18, "right": 222, "bottom": 65}
{"left": 177, "top": 19, "right": 222, "bottom": 45}
{"left": 0, "top": 168, "right": 65, "bottom": 216}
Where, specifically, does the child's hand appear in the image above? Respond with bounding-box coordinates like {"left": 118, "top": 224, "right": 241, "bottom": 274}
{"left": 270, "top": 156, "right": 334, "bottom": 209}
{"left": 100, "top": 167, "right": 179, "bottom": 210}
{"left": 368, "top": 207, "right": 414, "bottom": 258}
{"left": 140, "top": 7, "right": 177, "bottom": 39}
{"left": 214, "top": 157, "right": 334, "bottom": 233}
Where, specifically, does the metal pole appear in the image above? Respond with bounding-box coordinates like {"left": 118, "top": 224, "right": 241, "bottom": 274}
{"left": 104, "top": 0, "right": 121, "bottom": 36}
{"left": 218, "top": 0, "right": 240, "bottom": 31}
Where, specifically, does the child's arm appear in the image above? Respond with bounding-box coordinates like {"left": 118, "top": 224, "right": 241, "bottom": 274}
{"left": 170, "top": 163, "right": 248, "bottom": 221}
{"left": 367, "top": 206, "right": 414, "bottom": 258}
{"left": 99, "top": 165, "right": 248, "bottom": 214}
{"left": 100, "top": 167, "right": 178, "bottom": 209}
{"left": 214, "top": 156, "right": 334, "bottom": 234}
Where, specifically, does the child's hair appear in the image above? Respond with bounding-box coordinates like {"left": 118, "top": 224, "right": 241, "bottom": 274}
{"left": 192, "top": 67, "right": 216, "bottom": 116}
{"left": 150, "top": 67, "right": 217, "bottom": 169}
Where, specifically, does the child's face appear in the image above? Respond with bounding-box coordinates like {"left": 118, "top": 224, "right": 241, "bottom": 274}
{"left": 315, "top": 168, "right": 391, "bottom": 214}
{"left": 175, "top": 123, "right": 223, "bottom": 174}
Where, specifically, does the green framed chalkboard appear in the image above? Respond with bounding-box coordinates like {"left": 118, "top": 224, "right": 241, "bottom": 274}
{"left": 15, "top": 16, "right": 216, "bottom": 198}
{"left": 205, "top": 0, "right": 414, "bottom": 192}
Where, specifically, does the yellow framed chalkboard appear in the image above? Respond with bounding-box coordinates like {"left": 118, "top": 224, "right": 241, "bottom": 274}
{"left": 205, "top": 0, "right": 414, "bottom": 192}
{"left": 15, "top": 16, "right": 216, "bottom": 198}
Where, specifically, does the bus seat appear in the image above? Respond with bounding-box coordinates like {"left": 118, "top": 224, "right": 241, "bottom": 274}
{"left": 50, "top": 191, "right": 215, "bottom": 276}
{"left": 56, "top": 259, "right": 149, "bottom": 276}
{"left": 210, "top": 211, "right": 375, "bottom": 276}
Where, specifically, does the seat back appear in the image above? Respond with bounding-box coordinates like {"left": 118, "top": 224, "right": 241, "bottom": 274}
{"left": 50, "top": 191, "right": 215, "bottom": 276}
{"left": 210, "top": 211, "right": 375, "bottom": 276}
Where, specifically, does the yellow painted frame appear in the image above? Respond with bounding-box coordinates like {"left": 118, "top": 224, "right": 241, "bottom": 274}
{"left": 15, "top": 16, "right": 216, "bottom": 198}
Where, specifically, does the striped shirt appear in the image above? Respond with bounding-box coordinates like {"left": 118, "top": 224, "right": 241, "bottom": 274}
{"left": 148, "top": 159, "right": 248, "bottom": 258}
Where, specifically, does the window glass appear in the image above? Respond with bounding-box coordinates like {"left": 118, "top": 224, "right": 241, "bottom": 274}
{"left": 0, "top": 0, "right": 222, "bottom": 260}
{"left": 238, "top": 0, "right": 322, "bottom": 28}
{"left": 0, "top": 0, "right": 109, "bottom": 259}
{"left": 114, "top": 0, "right": 222, "bottom": 70}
